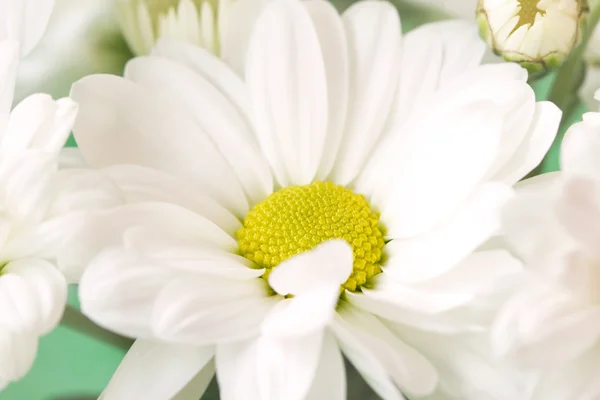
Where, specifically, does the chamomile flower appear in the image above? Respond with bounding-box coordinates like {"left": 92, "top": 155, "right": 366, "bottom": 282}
{"left": 68, "top": 0, "right": 560, "bottom": 398}
{"left": 495, "top": 91, "right": 600, "bottom": 400}
{"left": 0, "top": 34, "right": 78, "bottom": 392}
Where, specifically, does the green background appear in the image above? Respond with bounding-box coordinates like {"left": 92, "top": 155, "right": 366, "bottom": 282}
{"left": 0, "top": 1, "right": 586, "bottom": 399}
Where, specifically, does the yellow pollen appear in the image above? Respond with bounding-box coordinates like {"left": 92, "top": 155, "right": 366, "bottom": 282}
{"left": 237, "top": 181, "right": 386, "bottom": 292}
{"left": 516, "top": 0, "right": 544, "bottom": 28}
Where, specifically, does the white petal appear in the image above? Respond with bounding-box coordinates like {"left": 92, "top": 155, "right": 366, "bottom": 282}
{"left": 382, "top": 183, "right": 513, "bottom": 283}
{"left": 483, "top": 85, "right": 537, "bottom": 179}
{"left": 80, "top": 239, "right": 261, "bottom": 340}
{"left": 303, "top": 0, "right": 349, "bottom": 180}
{"left": 502, "top": 176, "right": 575, "bottom": 265}
{"left": 261, "top": 287, "right": 337, "bottom": 337}
{"left": 348, "top": 278, "right": 470, "bottom": 316}
{"left": 246, "top": 0, "right": 328, "bottom": 186}
{"left": 492, "top": 282, "right": 600, "bottom": 364}
{"left": 0, "top": 330, "right": 38, "bottom": 383}
{"left": 532, "top": 347, "right": 600, "bottom": 400}
{"left": 215, "top": 339, "right": 262, "bottom": 400}
{"left": 378, "top": 20, "right": 488, "bottom": 143}
{"left": 70, "top": 74, "right": 248, "bottom": 216}
{"left": 45, "top": 169, "right": 123, "bottom": 217}
{"left": 491, "top": 101, "right": 562, "bottom": 184}
{"left": 60, "top": 202, "right": 237, "bottom": 283}
{"left": 305, "top": 330, "right": 346, "bottom": 400}
{"left": 375, "top": 101, "right": 503, "bottom": 239}
{"left": 0, "top": 259, "right": 66, "bottom": 335}
{"left": 0, "top": 212, "right": 87, "bottom": 266}
{"left": 561, "top": 116, "right": 600, "bottom": 180}
{"left": 0, "top": 0, "right": 55, "bottom": 56}
{"left": 218, "top": 0, "right": 270, "bottom": 75}
{"left": 268, "top": 240, "right": 353, "bottom": 296}
{"left": 98, "top": 164, "right": 241, "bottom": 235}
{"left": 556, "top": 177, "right": 600, "bottom": 258}
{"left": 335, "top": 305, "right": 438, "bottom": 397}
{"left": 79, "top": 248, "right": 170, "bottom": 338}
{"left": 426, "top": 20, "right": 487, "bottom": 83}
{"left": 349, "top": 249, "right": 522, "bottom": 317}
{"left": 121, "top": 227, "right": 261, "bottom": 279}
{"left": 344, "top": 289, "right": 486, "bottom": 334}
{"left": 392, "top": 325, "right": 532, "bottom": 400}
{"left": 100, "top": 339, "right": 214, "bottom": 400}
{"left": 0, "top": 39, "right": 19, "bottom": 132}
{"left": 256, "top": 332, "right": 325, "bottom": 400}
{"left": 330, "top": 312, "right": 404, "bottom": 400}
{"left": 0, "top": 150, "right": 55, "bottom": 226}
{"left": 379, "top": 21, "right": 443, "bottom": 137}
{"left": 152, "top": 39, "right": 253, "bottom": 135}
{"left": 124, "top": 56, "right": 273, "bottom": 206}
{"left": 359, "top": 63, "right": 528, "bottom": 196}
{"left": 332, "top": 1, "right": 402, "bottom": 185}
{"left": 3, "top": 94, "right": 76, "bottom": 154}
{"left": 152, "top": 275, "right": 274, "bottom": 345}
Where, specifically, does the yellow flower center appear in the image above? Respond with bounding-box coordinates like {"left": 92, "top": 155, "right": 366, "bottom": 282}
{"left": 516, "top": 0, "right": 543, "bottom": 28}
{"left": 237, "top": 181, "right": 386, "bottom": 292}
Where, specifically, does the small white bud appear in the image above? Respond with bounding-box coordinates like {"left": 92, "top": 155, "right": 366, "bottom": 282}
{"left": 477, "top": 0, "right": 589, "bottom": 75}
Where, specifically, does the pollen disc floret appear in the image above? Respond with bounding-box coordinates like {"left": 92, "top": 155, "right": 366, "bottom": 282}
{"left": 237, "top": 181, "right": 386, "bottom": 291}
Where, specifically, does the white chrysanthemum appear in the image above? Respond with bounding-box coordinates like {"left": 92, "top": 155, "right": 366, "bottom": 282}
{"left": 0, "top": 34, "right": 79, "bottom": 389}
{"left": 495, "top": 91, "right": 600, "bottom": 400}
{"left": 15, "top": 0, "right": 129, "bottom": 102}
{"left": 477, "top": 0, "right": 588, "bottom": 74}
{"left": 116, "top": 0, "right": 269, "bottom": 72}
{"left": 68, "top": 0, "right": 560, "bottom": 398}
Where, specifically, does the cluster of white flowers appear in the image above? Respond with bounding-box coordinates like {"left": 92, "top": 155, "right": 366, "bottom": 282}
{"left": 2, "top": 0, "right": 600, "bottom": 399}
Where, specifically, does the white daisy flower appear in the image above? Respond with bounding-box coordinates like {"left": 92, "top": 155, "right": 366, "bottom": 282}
{"left": 496, "top": 91, "right": 600, "bottom": 400}
{"left": 68, "top": 0, "right": 561, "bottom": 398}
{"left": 116, "top": 0, "right": 270, "bottom": 73}
{"left": 0, "top": 32, "right": 79, "bottom": 391}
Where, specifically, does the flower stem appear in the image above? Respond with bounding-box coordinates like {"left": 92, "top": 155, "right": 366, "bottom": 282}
{"left": 547, "top": 2, "right": 600, "bottom": 115}
{"left": 60, "top": 306, "right": 133, "bottom": 351}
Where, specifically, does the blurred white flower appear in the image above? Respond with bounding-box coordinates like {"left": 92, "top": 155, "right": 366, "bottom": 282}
{"left": 0, "top": 15, "right": 81, "bottom": 390}
{"left": 15, "top": 0, "right": 131, "bottom": 102}
{"left": 116, "top": 0, "right": 270, "bottom": 73}
{"left": 0, "top": 0, "right": 55, "bottom": 56}
{"left": 66, "top": 0, "right": 560, "bottom": 398}
{"left": 477, "top": 0, "right": 588, "bottom": 75}
{"left": 496, "top": 92, "right": 600, "bottom": 400}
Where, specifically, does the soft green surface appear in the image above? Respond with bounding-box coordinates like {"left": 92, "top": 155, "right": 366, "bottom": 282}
{"left": 1, "top": 1, "right": 589, "bottom": 398}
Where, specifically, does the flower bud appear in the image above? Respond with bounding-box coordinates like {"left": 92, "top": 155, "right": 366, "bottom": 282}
{"left": 477, "top": 0, "right": 589, "bottom": 75}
